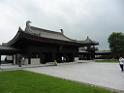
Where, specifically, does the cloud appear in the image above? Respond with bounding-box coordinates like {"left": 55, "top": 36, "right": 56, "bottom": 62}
{"left": 0, "top": 0, "right": 124, "bottom": 49}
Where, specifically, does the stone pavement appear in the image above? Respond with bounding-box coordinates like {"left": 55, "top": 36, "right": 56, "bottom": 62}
{"left": 0, "top": 61, "right": 88, "bottom": 71}
{"left": 0, "top": 63, "right": 56, "bottom": 71}
{"left": 25, "top": 62, "right": 124, "bottom": 92}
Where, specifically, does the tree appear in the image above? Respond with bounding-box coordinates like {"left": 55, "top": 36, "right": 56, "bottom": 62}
{"left": 108, "top": 32, "right": 124, "bottom": 58}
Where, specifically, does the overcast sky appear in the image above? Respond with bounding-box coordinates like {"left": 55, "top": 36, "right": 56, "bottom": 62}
{"left": 0, "top": 0, "right": 124, "bottom": 50}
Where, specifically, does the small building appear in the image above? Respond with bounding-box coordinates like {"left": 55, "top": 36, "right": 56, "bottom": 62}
{"left": 95, "top": 50, "right": 112, "bottom": 59}
{"left": 78, "top": 36, "right": 99, "bottom": 60}
{"left": 0, "top": 21, "right": 98, "bottom": 65}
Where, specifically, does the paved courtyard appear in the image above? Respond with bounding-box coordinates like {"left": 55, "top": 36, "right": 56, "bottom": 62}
{"left": 25, "top": 62, "right": 124, "bottom": 91}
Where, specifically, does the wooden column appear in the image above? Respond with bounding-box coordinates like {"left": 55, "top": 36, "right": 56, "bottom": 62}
{"left": 40, "top": 53, "right": 43, "bottom": 64}
{"left": 27, "top": 54, "right": 31, "bottom": 64}
{"left": 13, "top": 55, "right": 16, "bottom": 65}
{"left": 51, "top": 53, "right": 55, "bottom": 61}
{"left": 28, "top": 57, "right": 31, "bottom": 64}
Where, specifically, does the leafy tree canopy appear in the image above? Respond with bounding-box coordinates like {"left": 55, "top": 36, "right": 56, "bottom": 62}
{"left": 108, "top": 32, "right": 124, "bottom": 58}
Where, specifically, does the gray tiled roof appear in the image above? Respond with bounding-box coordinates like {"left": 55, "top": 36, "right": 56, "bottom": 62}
{"left": 78, "top": 36, "right": 99, "bottom": 45}
{"left": 23, "top": 21, "right": 98, "bottom": 44}
{"left": 25, "top": 25, "right": 73, "bottom": 42}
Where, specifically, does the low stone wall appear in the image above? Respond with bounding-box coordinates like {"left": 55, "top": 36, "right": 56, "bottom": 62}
{"left": 23, "top": 58, "right": 28, "bottom": 65}
{"left": 31, "top": 58, "right": 40, "bottom": 65}
{"left": 22, "top": 58, "right": 40, "bottom": 65}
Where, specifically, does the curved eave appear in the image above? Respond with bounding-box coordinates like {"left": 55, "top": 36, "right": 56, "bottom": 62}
{"left": 6, "top": 28, "right": 97, "bottom": 47}
{"left": 6, "top": 30, "right": 24, "bottom": 47}
{"left": 0, "top": 45, "right": 21, "bottom": 55}
{"left": 78, "top": 41, "right": 99, "bottom": 46}
{"left": 23, "top": 31, "right": 83, "bottom": 46}
{"left": 6, "top": 30, "right": 84, "bottom": 47}
{"left": 82, "top": 36, "right": 99, "bottom": 45}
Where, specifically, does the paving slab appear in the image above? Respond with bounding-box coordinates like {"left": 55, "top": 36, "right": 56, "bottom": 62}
{"left": 24, "top": 62, "right": 124, "bottom": 91}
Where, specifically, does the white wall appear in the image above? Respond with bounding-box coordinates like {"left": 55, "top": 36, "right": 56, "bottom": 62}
{"left": 6, "top": 55, "right": 12, "bottom": 60}
{"left": 74, "top": 57, "right": 79, "bottom": 62}
{"left": 31, "top": 58, "right": 40, "bottom": 65}
{"left": 22, "top": 58, "right": 28, "bottom": 65}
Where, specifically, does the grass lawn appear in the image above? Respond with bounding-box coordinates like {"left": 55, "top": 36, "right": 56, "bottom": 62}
{"left": 0, "top": 70, "right": 116, "bottom": 93}
{"left": 95, "top": 59, "right": 117, "bottom": 63}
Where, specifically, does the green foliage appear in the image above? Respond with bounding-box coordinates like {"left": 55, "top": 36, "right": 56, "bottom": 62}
{"left": 108, "top": 32, "right": 124, "bottom": 58}
{"left": 0, "top": 70, "right": 115, "bottom": 93}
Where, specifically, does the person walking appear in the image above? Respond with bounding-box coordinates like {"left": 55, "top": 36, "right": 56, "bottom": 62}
{"left": 119, "top": 57, "right": 124, "bottom": 71}
{"left": 61, "top": 56, "right": 64, "bottom": 63}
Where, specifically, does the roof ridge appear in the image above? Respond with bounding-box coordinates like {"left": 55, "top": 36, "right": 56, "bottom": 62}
{"left": 30, "top": 26, "right": 62, "bottom": 34}
{"left": 30, "top": 26, "right": 76, "bottom": 42}
{"left": 62, "top": 34, "right": 77, "bottom": 42}
{"left": 85, "top": 36, "right": 92, "bottom": 41}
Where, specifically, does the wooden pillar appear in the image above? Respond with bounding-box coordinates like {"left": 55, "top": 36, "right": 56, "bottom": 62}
{"left": 12, "top": 55, "right": 14, "bottom": 64}
{"left": 71, "top": 53, "right": 74, "bottom": 62}
{"left": 27, "top": 53, "right": 31, "bottom": 65}
{"left": 40, "top": 53, "right": 45, "bottom": 64}
{"left": 40, "top": 53, "right": 43, "bottom": 64}
{"left": 93, "top": 45, "right": 95, "bottom": 59}
{"left": 40, "top": 54, "right": 42, "bottom": 64}
{"left": 52, "top": 53, "right": 56, "bottom": 62}
{"left": 15, "top": 55, "right": 18, "bottom": 64}
{"left": 13, "top": 55, "right": 16, "bottom": 65}
{"left": 28, "top": 57, "right": 31, "bottom": 64}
